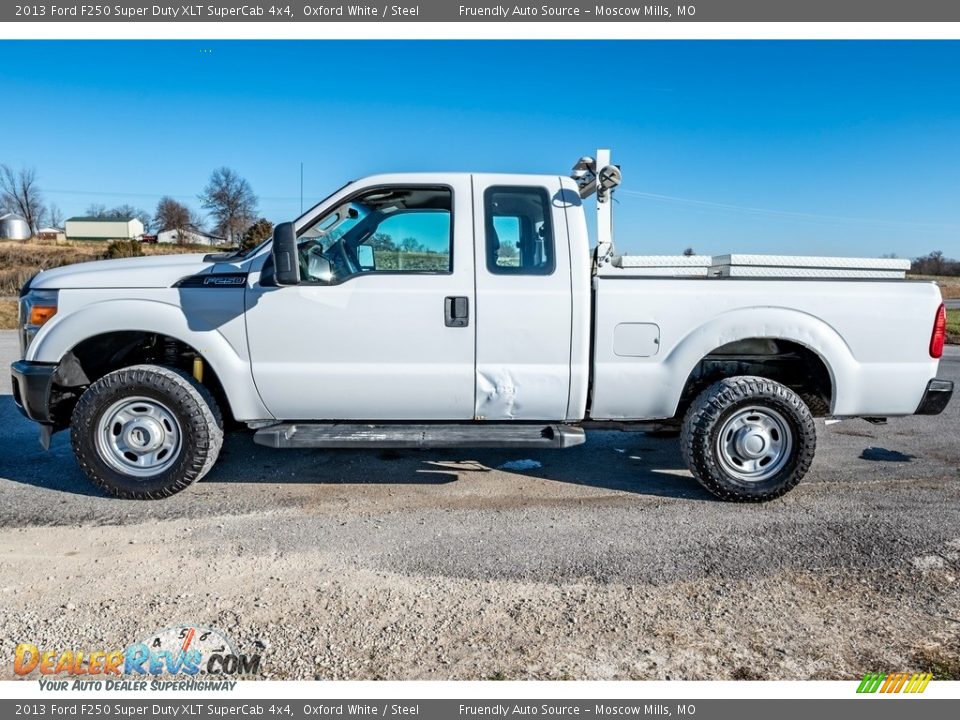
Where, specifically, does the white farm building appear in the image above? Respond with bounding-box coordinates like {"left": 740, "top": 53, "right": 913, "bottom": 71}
{"left": 156, "top": 227, "right": 224, "bottom": 246}
{"left": 65, "top": 216, "right": 145, "bottom": 241}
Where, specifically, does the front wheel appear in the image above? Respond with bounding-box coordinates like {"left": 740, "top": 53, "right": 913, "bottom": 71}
{"left": 680, "top": 376, "right": 816, "bottom": 502}
{"left": 71, "top": 364, "right": 223, "bottom": 499}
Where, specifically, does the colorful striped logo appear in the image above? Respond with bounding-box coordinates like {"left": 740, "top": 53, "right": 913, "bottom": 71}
{"left": 857, "top": 672, "right": 933, "bottom": 694}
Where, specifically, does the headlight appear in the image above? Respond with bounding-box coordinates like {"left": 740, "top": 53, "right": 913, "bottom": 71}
{"left": 19, "top": 288, "right": 58, "bottom": 357}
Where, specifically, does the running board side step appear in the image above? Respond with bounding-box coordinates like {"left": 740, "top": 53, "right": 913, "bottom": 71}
{"left": 253, "top": 423, "right": 586, "bottom": 450}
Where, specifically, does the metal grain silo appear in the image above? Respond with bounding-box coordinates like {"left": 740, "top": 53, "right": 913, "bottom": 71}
{"left": 0, "top": 213, "right": 31, "bottom": 240}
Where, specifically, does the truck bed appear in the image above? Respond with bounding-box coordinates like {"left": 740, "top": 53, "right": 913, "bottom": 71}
{"left": 589, "top": 266, "right": 942, "bottom": 422}
{"left": 609, "top": 253, "right": 911, "bottom": 279}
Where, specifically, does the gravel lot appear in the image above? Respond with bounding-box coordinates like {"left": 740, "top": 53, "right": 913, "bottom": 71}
{"left": 1, "top": 331, "right": 958, "bottom": 681}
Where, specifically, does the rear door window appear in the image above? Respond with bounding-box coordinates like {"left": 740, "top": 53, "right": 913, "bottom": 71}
{"left": 484, "top": 186, "right": 555, "bottom": 275}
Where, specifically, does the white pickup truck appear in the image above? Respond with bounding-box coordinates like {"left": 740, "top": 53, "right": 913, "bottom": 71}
{"left": 11, "top": 151, "right": 953, "bottom": 502}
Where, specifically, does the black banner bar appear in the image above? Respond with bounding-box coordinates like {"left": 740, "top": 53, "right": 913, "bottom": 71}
{"left": 6, "top": 1, "right": 960, "bottom": 23}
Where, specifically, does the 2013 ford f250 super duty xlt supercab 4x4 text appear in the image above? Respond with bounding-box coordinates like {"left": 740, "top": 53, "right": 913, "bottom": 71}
{"left": 10, "top": 151, "right": 954, "bottom": 502}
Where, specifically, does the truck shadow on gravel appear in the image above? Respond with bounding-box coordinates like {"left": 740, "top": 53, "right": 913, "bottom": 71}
{"left": 198, "top": 432, "right": 717, "bottom": 501}
{"left": 1, "top": 394, "right": 712, "bottom": 500}
{"left": 0, "top": 397, "right": 110, "bottom": 498}
{"left": 859, "top": 447, "right": 917, "bottom": 462}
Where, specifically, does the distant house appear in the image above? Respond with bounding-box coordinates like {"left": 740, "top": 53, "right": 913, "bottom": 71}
{"left": 37, "top": 227, "right": 66, "bottom": 242}
{"left": 156, "top": 226, "right": 224, "bottom": 246}
{"left": 65, "top": 216, "right": 145, "bottom": 241}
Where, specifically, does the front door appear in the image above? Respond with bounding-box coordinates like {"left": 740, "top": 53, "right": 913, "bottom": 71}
{"left": 244, "top": 178, "right": 476, "bottom": 420}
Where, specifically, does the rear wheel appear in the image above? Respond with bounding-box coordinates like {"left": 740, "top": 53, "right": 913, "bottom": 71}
{"left": 71, "top": 364, "right": 223, "bottom": 499}
{"left": 680, "top": 376, "right": 816, "bottom": 502}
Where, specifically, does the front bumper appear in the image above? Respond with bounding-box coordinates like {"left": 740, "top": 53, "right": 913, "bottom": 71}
{"left": 10, "top": 360, "right": 57, "bottom": 424}
{"left": 915, "top": 379, "right": 954, "bottom": 415}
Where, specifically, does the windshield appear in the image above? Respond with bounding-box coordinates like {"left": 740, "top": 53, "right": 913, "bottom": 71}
{"left": 220, "top": 181, "right": 354, "bottom": 262}
{"left": 299, "top": 200, "right": 371, "bottom": 251}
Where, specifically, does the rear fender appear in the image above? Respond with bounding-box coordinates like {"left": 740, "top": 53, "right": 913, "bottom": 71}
{"left": 664, "top": 307, "right": 855, "bottom": 416}
{"left": 591, "top": 306, "right": 857, "bottom": 420}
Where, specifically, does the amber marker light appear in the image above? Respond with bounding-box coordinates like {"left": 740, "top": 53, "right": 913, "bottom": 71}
{"left": 29, "top": 304, "right": 57, "bottom": 327}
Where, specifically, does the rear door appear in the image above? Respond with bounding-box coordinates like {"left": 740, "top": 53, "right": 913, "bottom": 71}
{"left": 471, "top": 176, "right": 573, "bottom": 420}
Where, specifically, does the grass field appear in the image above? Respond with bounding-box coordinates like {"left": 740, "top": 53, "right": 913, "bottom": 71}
{"left": 0, "top": 238, "right": 223, "bottom": 298}
{"left": 0, "top": 300, "right": 17, "bottom": 331}
{"left": 0, "top": 237, "right": 227, "bottom": 332}
{"left": 948, "top": 308, "right": 960, "bottom": 344}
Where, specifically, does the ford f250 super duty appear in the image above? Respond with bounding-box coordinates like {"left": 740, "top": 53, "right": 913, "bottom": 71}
{"left": 10, "top": 150, "right": 954, "bottom": 501}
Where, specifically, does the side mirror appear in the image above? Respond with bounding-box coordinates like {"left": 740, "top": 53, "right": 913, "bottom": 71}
{"left": 272, "top": 222, "right": 300, "bottom": 286}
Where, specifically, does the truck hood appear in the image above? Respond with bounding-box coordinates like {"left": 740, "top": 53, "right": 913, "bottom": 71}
{"left": 28, "top": 253, "right": 219, "bottom": 290}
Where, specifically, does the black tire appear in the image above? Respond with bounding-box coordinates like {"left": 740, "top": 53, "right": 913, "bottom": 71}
{"left": 799, "top": 392, "right": 831, "bottom": 418}
{"left": 680, "top": 376, "right": 816, "bottom": 502}
{"left": 71, "top": 364, "right": 223, "bottom": 499}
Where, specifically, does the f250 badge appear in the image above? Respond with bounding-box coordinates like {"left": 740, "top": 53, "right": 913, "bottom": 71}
{"left": 203, "top": 275, "right": 246, "bottom": 286}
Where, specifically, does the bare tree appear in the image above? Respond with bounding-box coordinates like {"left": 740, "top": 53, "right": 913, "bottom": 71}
{"left": 199, "top": 168, "right": 258, "bottom": 244}
{"left": 45, "top": 204, "right": 63, "bottom": 228}
{"left": 911, "top": 250, "right": 958, "bottom": 277}
{"left": 190, "top": 210, "right": 207, "bottom": 232}
{"left": 0, "top": 165, "right": 46, "bottom": 234}
{"left": 154, "top": 196, "right": 195, "bottom": 244}
{"left": 110, "top": 203, "right": 153, "bottom": 233}
{"left": 682, "top": 247, "right": 696, "bottom": 256}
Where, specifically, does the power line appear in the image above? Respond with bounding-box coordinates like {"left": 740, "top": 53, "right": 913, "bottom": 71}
{"left": 45, "top": 188, "right": 301, "bottom": 203}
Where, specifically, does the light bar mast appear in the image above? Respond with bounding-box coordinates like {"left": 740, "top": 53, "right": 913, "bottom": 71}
{"left": 570, "top": 148, "right": 621, "bottom": 265}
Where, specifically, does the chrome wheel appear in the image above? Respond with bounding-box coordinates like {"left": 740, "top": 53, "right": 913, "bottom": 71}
{"left": 715, "top": 405, "right": 793, "bottom": 482}
{"left": 95, "top": 396, "right": 182, "bottom": 478}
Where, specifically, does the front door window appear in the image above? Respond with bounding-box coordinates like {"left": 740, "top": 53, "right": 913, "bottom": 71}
{"left": 296, "top": 186, "right": 453, "bottom": 283}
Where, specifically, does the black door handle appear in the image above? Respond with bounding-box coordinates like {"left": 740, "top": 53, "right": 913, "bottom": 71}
{"left": 444, "top": 296, "right": 469, "bottom": 327}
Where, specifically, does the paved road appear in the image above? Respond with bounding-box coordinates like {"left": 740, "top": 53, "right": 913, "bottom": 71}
{"left": 0, "top": 331, "right": 958, "bottom": 680}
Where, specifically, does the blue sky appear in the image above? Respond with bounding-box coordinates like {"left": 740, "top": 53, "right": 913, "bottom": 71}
{"left": 1, "top": 40, "right": 958, "bottom": 258}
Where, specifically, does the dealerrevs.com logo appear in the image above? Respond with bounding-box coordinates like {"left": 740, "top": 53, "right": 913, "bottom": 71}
{"left": 14, "top": 624, "right": 261, "bottom": 691}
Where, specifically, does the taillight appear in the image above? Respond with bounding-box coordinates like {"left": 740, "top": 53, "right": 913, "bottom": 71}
{"left": 930, "top": 303, "right": 947, "bottom": 359}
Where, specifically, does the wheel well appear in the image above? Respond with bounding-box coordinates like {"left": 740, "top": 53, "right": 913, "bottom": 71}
{"left": 53, "top": 331, "right": 234, "bottom": 424}
{"left": 678, "top": 338, "right": 833, "bottom": 418}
